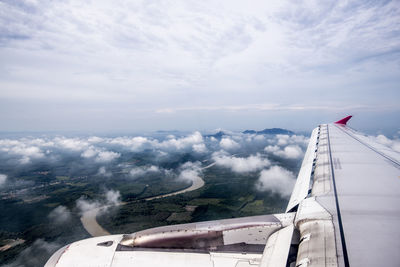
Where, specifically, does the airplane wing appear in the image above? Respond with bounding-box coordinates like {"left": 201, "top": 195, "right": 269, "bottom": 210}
{"left": 45, "top": 116, "right": 400, "bottom": 267}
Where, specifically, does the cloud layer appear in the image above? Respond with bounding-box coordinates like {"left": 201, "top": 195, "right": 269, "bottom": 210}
{"left": 0, "top": 1, "right": 399, "bottom": 132}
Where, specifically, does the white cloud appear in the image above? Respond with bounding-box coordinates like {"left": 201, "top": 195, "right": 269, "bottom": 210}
{"left": 256, "top": 166, "right": 295, "bottom": 197}
{"left": 0, "top": 174, "right": 7, "bottom": 186}
{"left": 0, "top": 139, "right": 46, "bottom": 164}
{"left": 105, "top": 189, "right": 121, "bottom": 206}
{"left": 158, "top": 132, "right": 204, "bottom": 151}
{"left": 54, "top": 137, "right": 88, "bottom": 151}
{"left": 265, "top": 144, "right": 303, "bottom": 159}
{"left": 129, "top": 165, "right": 160, "bottom": 178}
{"left": 109, "top": 136, "right": 152, "bottom": 151}
{"left": 81, "top": 146, "right": 120, "bottom": 163}
{"left": 270, "top": 134, "right": 309, "bottom": 147}
{"left": 76, "top": 189, "right": 121, "bottom": 215}
{"left": 264, "top": 145, "right": 279, "bottom": 153}
{"left": 192, "top": 143, "right": 207, "bottom": 153}
{"left": 81, "top": 146, "right": 99, "bottom": 158}
{"left": 95, "top": 151, "right": 120, "bottom": 163}
{"left": 48, "top": 205, "right": 71, "bottom": 224}
{"left": 212, "top": 152, "right": 270, "bottom": 173}
{"left": 88, "top": 136, "right": 104, "bottom": 143}
{"left": 98, "top": 166, "right": 112, "bottom": 177}
{"left": 76, "top": 198, "right": 101, "bottom": 215}
{"left": 219, "top": 138, "right": 240, "bottom": 150}
{"left": 178, "top": 161, "right": 202, "bottom": 183}
{"left": 373, "top": 134, "right": 400, "bottom": 152}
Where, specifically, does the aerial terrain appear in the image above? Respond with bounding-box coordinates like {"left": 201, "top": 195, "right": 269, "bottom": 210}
{"left": 0, "top": 128, "right": 310, "bottom": 266}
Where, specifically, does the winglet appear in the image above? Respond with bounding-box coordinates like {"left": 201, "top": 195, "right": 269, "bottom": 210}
{"left": 335, "top": 115, "right": 352, "bottom": 125}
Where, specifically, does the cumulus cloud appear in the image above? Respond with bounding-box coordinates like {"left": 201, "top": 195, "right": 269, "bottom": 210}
{"left": 192, "top": 143, "right": 207, "bottom": 153}
{"left": 48, "top": 205, "right": 72, "bottom": 224}
{"left": 108, "top": 136, "right": 152, "bottom": 151}
{"left": 178, "top": 162, "right": 202, "bottom": 183}
{"left": 0, "top": 139, "right": 45, "bottom": 164}
{"left": 0, "top": 174, "right": 7, "bottom": 186}
{"left": 95, "top": 151, "right": 120, "bottom": 163}
{"left": 54, "top": 137, "right": 89, "bottom": 151}
{"left": 158, "top": 132, "right": 204, "bottom": 152}
{"left": 76, "top": 189, "right": 121, "bottom": 216}
{"left": 76, "top": 197, "right": 101, "bottom": 215}
{"left": 129, "top": 165, "right": 160, "bottom": 178}
{"left": 80, "top": 145, "right": 120, "bottom": 162}
{"left": 105, "top": 189, "right": 121, "bottom": 206}
{"left": 81, "top": 147, "right": 98, "bottom": 158}
{"left": 98, "top": 166, "right": 112, "bottom": 177}
{"left": 256, "top": 166, "right": 295, "bottom": 197}
{"left": 265, "top": 144, "right": 303, "bottom": 159}
{"left": 273, "top": 135, "right": 309, "bottom": 147}
{"left": 374, "top": 134, "right": 400, "bottom": 152}
{"left": 219, "top": 138, "right": 240, "bottom": 150}
{"left": 212, "top": 152, "right": 270, "bottom": 173}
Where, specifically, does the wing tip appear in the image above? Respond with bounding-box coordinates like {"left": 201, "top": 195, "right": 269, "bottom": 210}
{"left": 334, "top": 115, "right": 352, "bottom": 125}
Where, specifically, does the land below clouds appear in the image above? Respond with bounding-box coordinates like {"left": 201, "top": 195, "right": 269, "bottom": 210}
{"left": 0, "top": 128, "right": 398, "bottom": 266}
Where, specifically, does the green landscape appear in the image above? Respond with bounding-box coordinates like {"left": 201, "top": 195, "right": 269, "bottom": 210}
{"left": 0, "top": 130, "right": 306, "bottom": 266}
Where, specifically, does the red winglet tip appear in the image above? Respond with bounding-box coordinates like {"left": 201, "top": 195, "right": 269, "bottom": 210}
{"left": 335, "top": 115, "right": 352, "bottom": 125}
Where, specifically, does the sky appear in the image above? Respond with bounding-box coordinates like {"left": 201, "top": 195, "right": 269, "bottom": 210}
{"left": 0, "top": 0, "right": 399, "bottom": 135}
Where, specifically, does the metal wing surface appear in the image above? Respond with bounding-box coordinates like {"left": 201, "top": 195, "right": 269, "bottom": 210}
{"left": 45, "top": 117, "right": 400, "bottom": 267}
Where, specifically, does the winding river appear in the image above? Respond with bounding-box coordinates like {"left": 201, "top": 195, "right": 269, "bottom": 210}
{"left": 80, "top": 174, "right": 206, "bottom": 237}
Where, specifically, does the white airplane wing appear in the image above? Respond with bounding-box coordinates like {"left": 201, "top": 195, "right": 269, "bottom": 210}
{"left": 45, "top": 116, "right": 400, "bottom": 267}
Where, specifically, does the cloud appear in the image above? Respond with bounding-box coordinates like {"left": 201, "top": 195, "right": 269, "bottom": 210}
{"left": 265, "top": 144, "right": 304, "bottom": 159}
{"left": 108, "top": 136, "right": 152, "bottom": 151}
{"left": 76, "top": 189, "right": 121, "bottom": 216}
{"left": 219, "top": 138, "right": 240, "bottom": 150}
{"left": 374, "top": 134, "right": 400, "bottom": 152}
{"left": 129, "top": 165, "right": 160, "bottom": 178}
{"left": 48, "top": 205, "right": 72, "bottom": 225}
{"left": 0, "top": 139, "right": 45, "bottom": 164}
{"left": 212, "top": 152, "right": 270, "bottom": 173}
{"left": 0, "top": 174, "right": 7, "bottom": 186}
{"left": 97, "top": 166, "right": 112, "bottom": 177}
{"left": 80, "top": 146, "right": 120, "bottom": 162}
{"left": 105, "top": 189, "right": 121, "bottom": 206}
{"left": 76, "top": 197, "right": 101, "bottom": 215}
{"left": 272, "top": 134, "right": 308, "bottom": 146}
{"left": 157, "top": 132, "right": 205, "bottom": 152}
{"left": 3, "top": 239, "right": 60, "bottom": 267}
{"left": 54, "top": 137, "right": 89, "bottom": 151}
{"left": 192, "top": 143, "right": 207, "bottom": 153}
{"left": 178, "top": 161, "right": 202, "bottom": 183}
{"left": 0, "top": 1, "right": 399, "bottom": 132}
{"left": 256, "top": 166, "right": 295, "bottom": 197}
{"left": 81, "top": 147, "right": 99, "bottom": 158}
{"left": 95, "top": 151, "right": 120, "bottom": 163}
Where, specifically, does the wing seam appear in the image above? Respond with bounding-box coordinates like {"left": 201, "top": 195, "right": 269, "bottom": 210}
{"left": 327, "top": 125, "right": 350, "bottom": 267}
{"left": 334, "top": 124, "right": 400, "bottom": 169}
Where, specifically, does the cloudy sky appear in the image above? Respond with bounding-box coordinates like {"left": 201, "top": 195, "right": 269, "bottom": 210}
{"left": 0, "top": 0, "right": 399, "bottom": 134}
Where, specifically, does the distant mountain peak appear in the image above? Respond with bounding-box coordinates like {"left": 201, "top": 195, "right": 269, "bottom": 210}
{"left": 243, "top": 128, "right": 294, "bottom": 135}
{"left": 205, "top": 131, "right": 226, "bottom": 139}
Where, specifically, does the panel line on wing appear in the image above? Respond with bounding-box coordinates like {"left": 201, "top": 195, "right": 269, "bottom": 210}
{"left": 327, "top": 125, "right": 350, "bottom": 267}
{"left": 334, "top": 124, "right": 400, "bottom": 169}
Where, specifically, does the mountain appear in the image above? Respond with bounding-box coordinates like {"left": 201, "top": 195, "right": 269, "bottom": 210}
{"left": 243, "top": 128, "right": 294, "bottom": 135}
{"left": 205, "top": 131, "right": 226, "bottom": 139}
